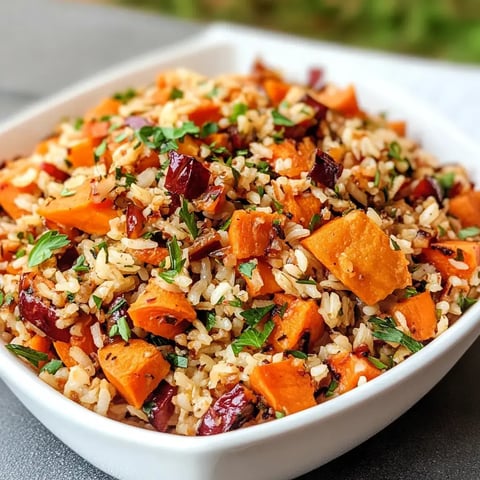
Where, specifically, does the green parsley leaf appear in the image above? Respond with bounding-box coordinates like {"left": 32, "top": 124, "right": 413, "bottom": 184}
{"left": 66, "top": 292, "right": 75, "bottom": 302}
{"left": 457, "top": 293, "right": 477, "bottom": 313}
{"left": 92, "top": 295, "right": 102, "bottom": 310}
{"left": 271, "top": 110, "right": 295, "bottom": 127}
{"left": 437, "top": 172, "right": 455, "bottom": 191}
{"left": 231, "top": 319, "right": 275, "bottom": 355}
{"left": 4, "top": 294, "right": 14, "bottom": 306}
{"left": 142, "top": 401, "right": 155, "bottom": 417}
{"left": 179, "top": 198, "right": 198, "bottom": 239}
{"left": 230, "top": 103, "right": 248, "bottom": 123}
{"left": 0, "top": 291, "right": 4, "bottom": 306}
{"left": 113, "top": 87, "right": 136, "bottom": 103}
{"left": 145, "top": 333, "right": 173, "bottom": 347}
{"left": 308, "top": 213, "right": 321, "bottom": 232}
{"left": 240, "top": 304, "right": 275, "bottom": 328}
{"left": 325, "top": 380, "right": 338, "bottom": 397}
{"left": 229, "top": 298, "right": 243, "bottom": 308}
{"left": 64, "top": 158, "right": 73, "bottom": 168}
{"left": 205, "top": 311, "right": 216, "bottom": 331}
{"left": 117, "top": 316, "right": 131, "bottom": 342}
{"left": 286, "top": 350, "right": 308, "bottom": 359}
{"left": 367, "top": 356, "right": 388, "bottom": 370}
{"left": 296, "top": 278, "right": 316, "bottom": 285}
{"left": 94, "top": 140, "right": 107, "bottom": 161}
{"left": 405, "top": 286, "right": 418, "bottom": 298}
{"left": 275, "top": 411, "right": 286, "bottom": 419}
{"left": 158, "top": 237, "right": 185, "bottom": 283}
{"left": 369, "top": 316, "right": 423, "bottom": 353}
{"left": 135, "top": 123, "right": 199, "bottom": 153}
{"left": 166, "top": 353, "right": 188, "bottom": 368}
{"left": 373, "top": 168, "right": 381, "bottom": 187}
{"left": 15, "top": 249, "right": 26, "bottom": 259}
{"left": 107, "top": 298, "right": 127, "bottom": 315}
{"left": 60, "top": 188, "right": 76, "bottom": 197}
{"left": 28, "top": 230, "right": 70, "bottom": 267}
{"left": 387, "top": 141, "right": 402, "bottom": 161}
{"left": 238, "top": 261, "right": 256, "bottom": 279}
{"left": 169, "top": 87, "right": 184, "bottom": 100}
{"left": 272, "top": 198, "right": 283, "bottom": 214}
{"left": 390, "top": 237, "right": 400, "bottom": 251}
{"left": 219, "top": 216, "right": 232, "bottom": 231}
{"left": 41, "top": 359, "right": 64, "bottom": 374}
{"left": 257, "top": 185, "right": 265, "bottom": 198}
{"left": 72, "top": 254, "right": 89, "bottom": 273}
{"left": 73, "top": 118, "right": 84, "bottom": 131}
{"left": 458, "top": 226, "right": 480, "bottom": 240}
{"left": 114, "top": 132, "right": 129, "bottom": 143}
{"left": 5, "top": 344, "right": 48, "bottom": 368}
{"left": 200, "top": 121, "right": 218, "bottom": 138}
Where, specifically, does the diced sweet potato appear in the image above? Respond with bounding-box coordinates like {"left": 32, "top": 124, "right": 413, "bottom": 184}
{"left": 263, "top": 79, "right": 290, "bottom": 106}
{"left": 69, "top": 138, "right": 95, "bottom": 168}
{"left": 392, "top": 291, "right": 437, "bottom": 341}
{"left": 301, "top": 210, "right": 411, "bottom": 305}
{"left": 37, "top": 181, "right": 118, "bottom": 235}
{"left": 421, "top": 240, "right": 480, "bottom": 281}
{"left": 84, "top": 97, "right": 121, "bottom": 122}
{"left": 250, "top": 359, "right": 316, "bottom": 415}
{"left": 269, "top": 293, "right": 324, "bottom": 352}
{"left": 228, "top": 210, "right": 282, "bottom": 260}
{"left": 241, "top": 259, "right": 282, "bottom": 297}
{"left": 27, "top": 334, "right": 51, "bottom": 355}
{"left": 282, "top": 184, "right": 321, "bottom": 228}
{"left": 387, "top": 120, "right": 406, "bottom": 137}
{"left": 448, "top": 191, "right": 480, "bottom": 227}
{"left": 98, "top": 339, "right": 170, "bottom": 408}
{"left": 313, "top": 84, "right": 360, "bottom": 116}
{"left": 188, "top": 101, "right": 222, "bottom": 126}
{"left": 328, "top": 352, "right": 382, "bottom": 394}
{"left": 128, "top": 280, "right": 196, "bottom": 339}
{"left": 0, "top": 183, "right": 37, "bottom": 219}
{"left": 177, "top": 135, "right": 201, "bottom": 158}
{"left": 269, "top": 137, "right": 316, "bottom": 178}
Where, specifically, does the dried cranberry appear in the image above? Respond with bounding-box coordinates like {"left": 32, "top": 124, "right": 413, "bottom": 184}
{"left": 411, "top": 177, "right": 443, "bottom": 203}
{"left": 125, "top": 116, "right": 153, "bottom": 130}
{"left": 165, "top": 151, "right": 210, "bottom": 200}
{"left": 303, "top": 94, "right": 328, "bottom": 121}
{"left": 198, "top": 384, "right": 256, "bottom": 436}
{"left": 57, "top": 247, "right": 78, "bottom": 272}
{"left": 307, "top": 67, "right": 324, "bottom": 90}
{"left": 283, "top": 120, "right": 316, "bottom": 140}
{"left": 40, "top": 162, "right": 69, "bottom": 182}
{"left": 126, "top": 204, "right": 145, "bottom": 239}
{"left": 188, "top": 231, "right": 222, "bottom": 261}
{"left": 147, "top": 382, "right": 178, "bottom": 432}
{"left": 310, "top": 150, "right": 343, "bottom": 189}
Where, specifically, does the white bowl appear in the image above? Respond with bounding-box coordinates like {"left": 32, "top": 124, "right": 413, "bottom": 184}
{"left": 1, "top": 24, "right": 480, "bottom": 480}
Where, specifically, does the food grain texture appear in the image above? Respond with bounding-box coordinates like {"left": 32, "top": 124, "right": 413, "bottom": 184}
{"left": 1, "top": 63, "right": 479, "bottom": 436}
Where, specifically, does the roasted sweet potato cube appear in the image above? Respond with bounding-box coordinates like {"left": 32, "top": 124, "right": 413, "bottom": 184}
{"left": 448, "top": 191, "right": 480, "bottom": 227}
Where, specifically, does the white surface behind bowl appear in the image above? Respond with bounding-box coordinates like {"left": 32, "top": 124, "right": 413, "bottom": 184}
{"left": 1, "top": 25, "right": 480, "bottom": 480}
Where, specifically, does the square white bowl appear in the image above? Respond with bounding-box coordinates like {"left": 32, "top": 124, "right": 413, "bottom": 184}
{"left": 1, "top": 24, "right": 480, "bottom": 480}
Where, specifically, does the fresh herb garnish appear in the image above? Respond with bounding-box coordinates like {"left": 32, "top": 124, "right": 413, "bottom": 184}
{"left": 390, "top": 237, "right": 400, "bottom": 251}
{"left": 229, "top": 298, "right": 243, "bottom": 308}
{"left": 135, "top": 122, "right": 200, "bottom": 154}
{"left": 169, "top": 87, "right": 184, "bottom": 100}
{"left": 4, "top": 294, "right": 14, "bottom": 306}
{"left": 60, "top": 188, "right": 76, "bottom": 197}
{"left": 142, "top": 401, "right": 155, "bottom": 417}
{"left": 272, "top": 198, "right": 284, "bottom": 214}
{"left": 308, "top": 213, "right": 321, "bottom": 232}
{"left": 73, "top": 118, "right": 84, "bottom": 131}
{"left": 15, "top": 249, "right": 26, "bottom": 259}
{"left": 5, "top": 344, "right": 48, "bottom": 368}
{"left": 0, "top": 291, "right": 4, "bottom": 306}
{"left": 219, "top": 216, "right": 232, "bottom": 231}
{"left": 405, "top": 286, "right": 418, "bottom": 298}
{"left": 369, "top": 316, "right": 423, "bottom": 353}
{"left": 457, "top": 293, "right": 477, "bottom": 313}
{"left": 275, "top": 411, "right": 286, "bottom": 419}
{"left": 94, "top": 139, "right": 107, "bottom": 162}
{"left": 373, "top": 168, "right": 381, "bottom": 187}
{"left": 231, "top": 319, "right": 275, "bottom": 355}
{"left": 205, "top": 86, "right": 219, "bottom": 99}
{"left": 113, "top": 87, "right": 136, "bottom": 103}
{"left": 229, "top": 103, "right": 248, "bottom": 123}
{"left": 178, "top": 198, "right": 198, "bottom": 239}
{"left": 72, "top": 254, "right": 89, "bottom": 273}
{"left": 238, "top": 261, "right": 256, "bottom": 279}
{"left": 286, "top": 350, "right": 308, "bottom": 359}
{"left": 257, "top": 185, "right": 265, "bottom": 198}
{"left": 28, "top": 230, "right": 70, "bottom": 267}
{"left": 271, "top": 110, "right": 295, "bottom": 127}
{"left": 367, "top": 356, "right": 388, "bottom": 370}
{"left": 200, "top": 121, "right": 218, "bottom": 138}
{"left": 296, "top": 278, "right": 316, "bottom": 285}
{"left": 205, "top": 311, "right": 216, "bottom": 331}
{"left": 166, "top": 353, "right": 188, "bottom": 368}
{"left": 109, "top": 316, "right": 131, "bottom": 342}
{"left": 114, "top": 132, "right": 129, "bottom": 143}
{"left": 107, "top": 298, "right": 127, "bottom": 315}
{"left": 92, "top": 295, "right": 102, "bottom": 310}
{"left": 387, "top": 141, "right": 402, "bottom": 161}
{"left": 458, "top": 226, "right": 480, "bottom": 240}
{"left": 325, "top": 380, "right": 338, "bottom": 397}
{"left": 437, "top": 171, "right": 455, "bottom": 191}
{"left": 240, "top": 304, "right": 275, "bottom": 328}
{"left": 158, "top": 237, "right": 185, "bottom": 283}
{"left": 66, "top": 292, "right": 75, "bottom": 303}
{"left": 41, "top": 359, "right": 64, "bottom": 374}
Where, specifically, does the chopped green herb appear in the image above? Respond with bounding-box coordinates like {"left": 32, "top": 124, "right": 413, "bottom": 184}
{"left": 107, "top": 298, "right": 127, "bottom": 315}
{"left": 108, "top": 123, "right": 122, "bottom": 133}
{"left": 178, "top": 198, "right": 198, "bottom": 239}
{"left": 437, "top": 171, "right": 455, "bottom": 191}
{"left": 5, "top": 344, "right": 48, "bottom": 368}
{"left": 41, "top": 359, "right": 64, "bottom": 374}
{"left": 437, "top": 225, "right": 447, "bottom": 237}
{"left": 325, "top": 380, "right": 338, "bottom": 397}
{"left": 4, "top": 294, "right": 14, "bottom": 306}
{"left": 169, "top": 87, "right": 184, "bottom": 100}
{"left": 236, "top": 149, "right": 249, "bottom": 156}
{"left": 458, "top": 226, "right": 480, "bottom": 240}
{"left": 205, "top": 86, "right": 219, "bottom": 99}
{"left": 166, "top": 353, "right": 188, "bottom": 368}
{"left": 271, "top": 110, "right": 295, "bottom": 127}
{"left": 158, "top": 237, "right": 185, "bottom": 283}
{"left": 66, "top": 292, "right": 75, "bottom": 303}
{"left": 108, "top": 316, "right": 131, "bottom": 343}
{"left": 387, "top": 141, "right": 402, "bottom": 161}
{"left": 219, "top": 216, "right": 232, "bottom": 231}
{"left": 72, "top": 254, "right": 89, "bottom": 273}
{"left": 64, "top": 158, "right": 73, "bottom": 168}
{"left": 373, "top": 168, "right": 381, "bottom": 187}
{"left": 457, "top": 293, "right": 477, "bottom": 313}
{"left": 257, "top": 185, "right": 265, "bottom": 198}
{"left": 135, "top": 122, "right": 199, "bottom": 153}
{"left": 370, "top": 316, "right": 423, "bottom": 353}
{"left": 200, "top": 121, "right": 218, "bottom": 138}
{"left": 286, "top": 350, "right": 308, "bottom": 359}
{"left": 296, "top": 278, "right": 316, "bottom": 285}
{"left": 230, "top": 103, "right": 248, "bottom": 123}
{"left": 238, "top": 261, "right": 257, "bottom": 279}
{"left": 60, "top": 188, "right": 76, "bottom": 197}
{"left": 145, "top": 333, "right": 172, "bottom": 347}
{"left": 15, "top": 248, "right": 26, "bottom": 259}
{"left": 73, "top": 118, "right": 84, "bottom": 131}
{"left": 308, "top": 213, "right": 321, "bottom": 232}
{"left": 205, "top": 311, "right": 216, "bottom": 331}
{"left": 390, "top": 237, "right": 400, "bottom": 251}
{"left": 275, "top": 411, "right": 286, "bottom": 419}
{"left": 367, "top": 356, "right": 388, "bottom": 370}
{"left": 272, "top": 198, "right": 283, "bottom": 214}
{"left": 0, "top": 291, "right": 4, "bottom": 306}
{"left": 256, "top": 161, "right": 272, "bottom": 175}
{"left": 28, "top": 230, "right": 70, "bottom": 267}
{"left": 113, "top": 87, "right": 136, "bottom": 103}
{"left": 92, "top": 295, "right": 102, "bottom": 310}
{"left": 240, "top": 304, "right": 275, "bottom": 328}
{"left": 405, "top": 286, "right": 418, "bottom": 298}
{"left": 229, "top": 298, "right": 243, "bottom": 308}
{"left": 94, "top": 140, "right": 107, "bottom": 161}
{"left": 142, "top": 401, "right": 154, "bottom": 417}
{"left": 114, "top": 132, "right": 129, "bottom": 143}
{"left": 231, "top": 319, "right": 275, "bottom": 355}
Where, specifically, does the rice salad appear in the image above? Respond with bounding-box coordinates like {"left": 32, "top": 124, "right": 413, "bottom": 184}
{"left": 1, "top": 62, "right": 479, "bottom": 436}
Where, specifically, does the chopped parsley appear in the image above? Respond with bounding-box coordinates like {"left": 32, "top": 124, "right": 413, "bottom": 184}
{"left": 240, "top": 304, "right": 275, "bottom": 327}
{"left": 0, "top": 291, "right": 4, "bottom": 307}
{"left": 457, "top": 293, "right": 477, "bottom": 313}
{"left": 60, "top": 187, "right": 76, "bottom": 197}
{"left": 219, "top": 216, "right": 232, "bottom": 231}
{"left": 229, "top": 103, "right": 248, "bottom": 123}
{"left": 169, "top": 87, "right": 184, "bottom": 100}
{"left": 178, "top": 198, "right": 198, "bottom": 239}
{"left": 205, "top": 311, "right": 216, "bottom": 331}
{"left": 135, "top": 122, "right": 200, "bottom": 153}
{"left": 5, "top": 344, "right": 48, "bottom": 368}
{"left": 458, "top": 226, "right": 480, "bottom": 240}
{"left": 271, "top": 110, "right": 295, "bottom": 127}
{"left": 387, "top": 141, "right": 402, "bottom": 161}
{"left": 94, "top": 139, "right": 107, "bottom": 162}
{"left": 28, "top": 230, "right": 70, "bottom": 268}
{"left": 66, "top": 292, "right": 75, "bottom": 303}
{"left": 308, "top": 213, "right": 321, "bottom": 232}
{"left": 73, "top": 118, "right": 84, "bottom": 131}
{"left": 113, "top": 87, "right": 136, "bottom": 103}
{"left": 390, "top": 237, "right": 401, "bottom": 251}
{"left": 286, "top": 350, "right": 308, "bottom": 359}
{"left": 107, "top": 298, "right": 127, "bottom": 315}
{"left": 296, "top": 278, "right": 316, "bottom": 285}
{"left": 231, "top": 319, "right": 275, "bottom": 355}
{"left": 373, "top": 168, "right": 381, "bottom": 187}
{"left": 275, "top": 411, "right": 286, "bottom": 419}
{"left": 405, "top": 286, "right": 418, "bottom": 298}
{"left": 15, "top": 249, "right": 26, "bottom": 259}
{"left": 238, "top": 261, "right": 256, "bottom": 279}
{"left": 109, "top": 316, "right": 131, "bottom": 342}
{"left": 72, "top": 254, "right": 89, "bottom": 273}
{"left": 369, "top": 316, "right": 423, "bottom": 353}
{"left": 367, "top": 356, "right": 388, "bottom": 370}
{"left": 200, "top": 121, "right": 218, "bottom": 138}
{"left": 325, "top": 380, "right": 338, "bottom": 397}
{"left": 437, "top": 171, "right": 455, "bottom": 191}
{"left": 41, "top": 359, "right": 64, "bottom": 375}
{"left": 166, "top": 353, "right": 188, "bottom": 368}
{"left": 92, "top": 295, "right": 103, "bottom": 310}
{"left": 158, "top": 237, "right": 185, "bottom": 283}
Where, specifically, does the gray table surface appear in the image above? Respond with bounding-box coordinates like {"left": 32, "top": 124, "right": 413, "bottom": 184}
{"left": 1, "top": 1, "right": 480, "bottom": 479}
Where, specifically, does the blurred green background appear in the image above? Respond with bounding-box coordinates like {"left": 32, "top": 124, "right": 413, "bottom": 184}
{"left": 112, "top": 0, "right": 480, "bottom": 64}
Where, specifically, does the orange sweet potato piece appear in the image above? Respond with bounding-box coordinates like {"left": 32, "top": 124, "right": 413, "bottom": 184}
{"left": 302, "top": 210, "right": 411, "bottom": 305}
{"left": 205, "top": 133, "right": 230, "bottom": 150}
{"left": 69, "top": 138, "right": 95, "bottom": 168}
{"left": 37, "top": 181, "right": 118, "bottom": 236}
{"left": 241, "top": 259, "right": 282, "bottom": 297}
{"left": 327, "top": 146, "right": 346, "bottom": 163}
{"left": 53, "top": 341, "right": 76, "bottom": 368}
{"left": 195, "top": 185, "right": 226, "bottom": 216}
{"left": 328, "top": 352, "right": 382, "bottom": 394}
{"left": 35, "top": 137, "right": 58, "bottom": 155}
{"left": 269, "top": 293, "right": 324, "bottom": 352}
{"left": 177, "top": 135, "right": 200, "bottom": 157}
{"left": 449, "top": 191, "right": 480, "bottom": 227}
{"left": 129, "top": 247, "right": 169, "bottom": 266}
{"left": 188, "top": 101, "right": 222, "bottom": 126}
{"left": 421, "top": 241, "right": 480, "bottom": 281}
{"left": 98, "top": 339, "right": 170, "bottom": 408}
{"left": 0, "top": 183, "right": 36, "bottom": 219}
{"left": 27, "top": 334, "right": 51, "bottom": 354}
{"left": 387, "top": 120, "right": 406, "bottom": 137}
{"left": 228, "top": 210, "right": 282, "bottom": 260}
{"left": 135, "top": 150, "right": 160, "bottom": 173}
{"left": 263, "top": 78, "right": 290, "bottom": 106}
{"left": 128, "top": 280, "right": 196, "bottom": 339}
{"left": 250, "top": 359, "right": 316, "bottom": 415}
{"left": 269, "top": 137, "right": 316, "bottom": 178}
{"left": 282, "top": 184, "right": 321, "bottom": 228}
{"left": 392, "top": 291, "right": 437, "bottom": 341}
{"left": 85, "top": 97, "right": 121, "bottom": 122}
{"left": 314, "top": 84, "right": 360, "bottom": 116}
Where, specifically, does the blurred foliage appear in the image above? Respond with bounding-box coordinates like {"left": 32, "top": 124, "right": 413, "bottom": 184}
{"left": 112, "top": 0, "right": 480, "bottom": 63}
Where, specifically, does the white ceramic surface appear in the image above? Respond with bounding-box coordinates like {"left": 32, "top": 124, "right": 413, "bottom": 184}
{"left": 1, "top": 24, "right": 480, "bottom": 480}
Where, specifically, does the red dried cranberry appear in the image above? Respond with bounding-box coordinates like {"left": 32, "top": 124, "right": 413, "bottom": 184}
{"left": 126, "top": 204, "right": 145, "bottom": 239}
{"left": 310, "top": 150, "right": 343, "bottom": 189}
{"left": 147, "top": 382, "right": 178, "bottom": 432}
{"left": 303, "top": 94, "right": 328, "bottom": 121}
{"left": 307, "top": 67, "right": 324, "bottom": 90}
{"left": 165, "top": 151, "right": 210, "bottom": 200}
{"left": 57, "top": 247, "right": 78, "bottom": 272}
{"left": 40, "top": 162, "right": 69, "bottom": 182}
{"left": 411, "top": 177, "right": 443, "bottom": 203}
